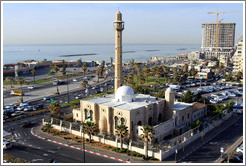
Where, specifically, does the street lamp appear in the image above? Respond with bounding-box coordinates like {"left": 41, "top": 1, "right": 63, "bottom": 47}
{"left": 174, "top": 149, "right": 178, "bottom": 162}
{"left": 82, "top": 116, "right": 91, "bottom": 163}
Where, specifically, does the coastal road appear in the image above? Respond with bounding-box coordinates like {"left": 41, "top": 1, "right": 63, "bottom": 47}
{"left": 3, "top": 114, "right": 121, "bottom": 163}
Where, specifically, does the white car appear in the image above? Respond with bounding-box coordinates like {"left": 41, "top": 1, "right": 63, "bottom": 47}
{"left": 27, "top": 86, "right": 35, "bottom": 89}
{"left": 3, "top": 141, "right": 12, "bottom": 150}
{"left": 210, "top": 99, "right": 219, "bottom": 104}
{"left": 11, "top": 111, "right": 24, "bottom": 116}
{"left": 16, "top": 106, "right": 26, "bottom": 111}
{"left": 73, "top": 79, "right": 78, "bottom": 82}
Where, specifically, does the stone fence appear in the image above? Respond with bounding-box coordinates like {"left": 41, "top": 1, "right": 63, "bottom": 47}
{"left": 42, "top": 109, "right": 233, "bottom": 161}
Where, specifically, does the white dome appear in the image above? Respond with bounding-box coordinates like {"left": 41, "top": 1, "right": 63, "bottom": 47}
{"left": 115, "top": 86, "right": 135, "bottom": 102}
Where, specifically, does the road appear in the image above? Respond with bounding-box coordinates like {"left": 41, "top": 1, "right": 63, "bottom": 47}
{"left": 3, "top": 114, "right": 121, "bottom": 163}
{"left": 165, "top": 114, "right": 243, "bottom": 163}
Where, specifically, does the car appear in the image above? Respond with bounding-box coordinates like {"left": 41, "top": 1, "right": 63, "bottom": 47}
{"left": 3, "top": 115, "right": 9, "bottom": 120}
{"left": 73, "top": 79, "right": 78, "bottom": 82}
{"left": 19, "top": 101, "right": 29, "bottom": 107}
{"left": 85, "top": 88, "right": 89, "bottom": 94}
{"left": 24, "top": 106, "right": 34, "bottom": 112}
{"left": 233, "top": 109, "right": 242, "bottom": 114}
{"left": 27, "top": 86, "right": 35, "bottom": 89}
{"left": 21, "top": 121, "right": 31, "bottom": 127}
{"left": 210, "top": 99, "right": 219, "bottom": 104}
{"left": 16, "top": 106, "right": 26, "bottom": 111}
{"left": 11, "top": 111, "right": 24, "bottom": 117}
{"left": 33, "top": 104, "right": 44, "bottom": 111}
{"left": 43, "top": 96, "right": 51, "bottom": 100}
{"left": 75, "top": 94, "right": 83, "bottom": 99}
{"left": 3, "top": 141, "right": 12, "bottom": 150}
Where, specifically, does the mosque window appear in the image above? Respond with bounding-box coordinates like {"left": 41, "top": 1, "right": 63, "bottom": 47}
{"left": 182, "top": 116, "right": 184, "bottom": 121}
{"left": 121, "top": 118, "right": 125, "bottom": 125}
{"left": 90, "top": 110, "right": 93, "bottom": 121}
{"left": 114, "top": 116, "right": 118, "bottom": 129}
{"left": 84, "top": 109, "right": 88, "bottom": 119}
{"left": 76, "top": 113, "right": 78, "bottom": 117}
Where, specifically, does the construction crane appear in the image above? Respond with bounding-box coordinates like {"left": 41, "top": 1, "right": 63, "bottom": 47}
{"left": 207, "top": 10, "right": 242, "bottom": 54}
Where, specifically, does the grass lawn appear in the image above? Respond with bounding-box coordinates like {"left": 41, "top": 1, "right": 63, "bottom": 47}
{"left": 3, "top": 79, "right": 50, "bottom": 85}
{"left": 132, "top": 76, "right": 168, "bottom": 85}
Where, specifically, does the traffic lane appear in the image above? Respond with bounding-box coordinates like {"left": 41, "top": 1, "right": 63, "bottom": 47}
{"left": 4, "top": 123, "right": 121, "bottom": 163}
{"left": 181, "top": 115, "right": 243, "bottom": 163}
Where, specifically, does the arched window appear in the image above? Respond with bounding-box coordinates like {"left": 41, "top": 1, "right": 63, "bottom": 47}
{"left": 148, "top": 117, "right": 152, "bottom": 126}
{"left": 90, "top": 110, "right": 93, "bottom": 121}
{"left": 84, "top": 109, "right": 88, "bottom": 119}
{"left": 137, "top": 121, "right": 142, "bottom": 126}
{"left": 158, "top": 113, "right": 162, "bottom": 122}
{"left": 114, "top": 116, "right": 118, "bottom": 129}
{"left": 187, "top": 113, "right": 190, "bottom": 119}
{"left": 182, "top": 116, "right": 184, "bottom": 121}
{"left": 121, "top": 118, "right": 125, "bottom": 125}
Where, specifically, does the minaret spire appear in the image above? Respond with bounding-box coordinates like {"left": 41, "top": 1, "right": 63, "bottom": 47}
{"left": 113, "top": 11, "right": 124, "bottom": 93}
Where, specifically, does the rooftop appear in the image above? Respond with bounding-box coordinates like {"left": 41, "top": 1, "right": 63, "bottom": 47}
{"left": 193, "top": 102, "right": 207, "bottom": 111}
{"left": 170, "top": 102, "right": 193, "bottom": 111}
{"left": 83, "top": 93, "right": 163, "bottom": 111}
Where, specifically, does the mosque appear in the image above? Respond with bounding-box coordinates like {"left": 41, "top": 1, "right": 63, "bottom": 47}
{"left": 73, "top": 11, "right": 207, "bottom": 142}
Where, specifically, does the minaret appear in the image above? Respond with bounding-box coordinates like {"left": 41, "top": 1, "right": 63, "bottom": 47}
{"left": 114, "top": 11, "right": 124, "bottom": 93}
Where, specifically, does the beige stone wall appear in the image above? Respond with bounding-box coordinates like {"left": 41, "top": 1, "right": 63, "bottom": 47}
{"left": 72, "top": 108, "right": 82, "bottom": 122}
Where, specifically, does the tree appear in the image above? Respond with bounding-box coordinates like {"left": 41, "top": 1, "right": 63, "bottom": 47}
{"left": 140, "top": 125, "right": 155, "bottom": 159}
{"left": 235, "top": 71, "right": 243, "bottom": 82}
{"left": 182, "top": 90, "right": 193, "bottom": 103}
{"left": 51, "top": 65, "right": 60, "bottom": 94}
{"left": 81, "top": 80, "right": 88, "bottom": 88}
{"left": 225, "top": 71, "right": 233, "bottom": 81}
{"left": 96, "top": 68, "right": 101, "bottom": 83}
{"left": 43, "top": 123, "right": 53, "bottom": 133}
{"left": 61, "top": 67, "right": 66, "bottom": 76}
{"left": 76, "top": 58, "right": 82, "bottom": 67}
{"left": 7, "top": 77, "right": 15, "bottom": 88}
{"left": 183, "top": 63, "right": 188, "bottom": 73}
{"left": 129, "top": 59, "right": 135, "bottom": 68}
{"left": 123, "top": 75, "right": 128, "bottom": 85}
{"left": 81, "top": 63, "right": 87, "bottom": 77}
{"left": 143, "top": 66, "right": 149, "bottom": 83}
{"left": 191, "top": 120, "right": 201, "bottom": 129}
{"left": 83, "top": 121, "right": 98, "bottom": 143}
{"left": 115, "top": 125, "right": 128, "bottom": 150}
{"left": 135, "top": 63, "right": 141, "bottom": 76}
{"left": 110, "top": 57, "right": 113, "bottom": 70}
{"left": 31, "top": 69, "right": 36, "bottom": 82}
{"left": 48, "top": 103, "right": 61, "bottom": 114}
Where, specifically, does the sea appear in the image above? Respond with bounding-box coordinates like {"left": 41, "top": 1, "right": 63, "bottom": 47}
{"left": 3, "top": 44, "right": 201, "bottom": 65}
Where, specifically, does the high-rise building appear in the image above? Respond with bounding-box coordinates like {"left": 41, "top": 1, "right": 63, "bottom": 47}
{"left": 201, "top": 23, "right": 236, "bottom": 59}
{"left": 113, "top": 11, "right": 124, "bottom": 92}
{"left": 232, "top": 41, "right": 243, "bottom": 75}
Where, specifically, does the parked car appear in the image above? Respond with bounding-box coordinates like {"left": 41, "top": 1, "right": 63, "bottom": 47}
{"left": 3, "top": 141, "right": 12, "bottom": 150}
{"left": 3, "top": 115, "right": 9, "bottom": 120}
{"left": 33, "top": 104, "right": 44, "bottom": 111}
{"left": 27, "top": 86, "right": 35, "bottom": 89}
{"left": 75, "top": 94, "right": 83, "bottom": 99}
{"left": 11, "top": 111, "right": 24, "bottom": 117}
{"left": 43, "top": 96, "right": 51, "bottom": 100}
{"left": 16, "top": 106, "right": 26, "bottom": 111}
{"left": 210, "top": 99, "right": 219, "bottom": 104}
{"left": 73, "top": 79, "right": 78, "bottom": 82}
{"left": 19, "top": 101, "right": 29, "bottom": 107}
{"left": 24, "top": 106, "right": 35, "bottom": 112}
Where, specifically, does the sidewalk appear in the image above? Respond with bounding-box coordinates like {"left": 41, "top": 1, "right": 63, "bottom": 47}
{"left": 31, "top": 125, "right": 151, "bottom": 163}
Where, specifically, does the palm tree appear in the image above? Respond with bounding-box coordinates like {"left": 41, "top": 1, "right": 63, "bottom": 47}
{"left": 51, "top": 65, "right": 60, "bottom": 94}
{"left": 135, "top": 63, "right": 141, "bottom": 76}
{"left": 96, "top": 68, "right": 101, "bottom": 83}
{"left": 83, "top": 121, "right": 98, "bottom": 143}
{"left": 123, "top": 75, "right": 128, "bottom": 85}
{"left": 115, "top": 125, "right": 128, "bottom": 150}
{"left": 8, "top": 77, "right": 15, "bottom": 88}
{"left": 235, "top": 71, "right": 243, "bottom": 82}
{"left": 81, "top": 80, "right": 88, "bottom": 88}
{"left": 61, "top": 67, "right": 66, "bottom": 76}
{"left": 183, "top": 63, "right": 188, "bottom": 73}
{"left": 143, "top": 66, "right": 149, "bottom": 83}
{"left": 43, "top": 123, "right": 53, "bottom": 133}
{"left": 140, "top": 125, "right": 155, "bottom": 159}
{"left": 17, "top": 77, "right": 25, "bottom": 102}
{"left": 76, "top": 58, "right": 82, "bottom": 67}
{"left": 31, "top": 69, "right": 37, "bottom": 82}
{"left": 110, "top": 57, "right": 113, "bottom": 70}
{"left": 48, "top": 103, "right": 61, "bottom": 114}
{"left": 100, "top": 60, "right": 105, "bottom": 76}
{"left": 129, "top": 59, "right": 135, "bottom": 68}
{"left": 81, "top": 63, "right": 87, "bottom": 77}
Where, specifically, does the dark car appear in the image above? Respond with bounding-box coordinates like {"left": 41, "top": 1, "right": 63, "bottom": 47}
{"left": 21, "top": 121, "right": 31, "bottom": 128}
{"left": 33, "top": 104, "right": 44, "bottom": 111}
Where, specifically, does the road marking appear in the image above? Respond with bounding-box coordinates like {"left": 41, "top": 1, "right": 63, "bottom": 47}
{"left": 32, "top": 159, "right": 43, "bottom": 162}
{"left": 43, "top": 153, "right": 48, "bottom": 156}
{"left": 47, "top": 150, "right": 55, "bottom": 153}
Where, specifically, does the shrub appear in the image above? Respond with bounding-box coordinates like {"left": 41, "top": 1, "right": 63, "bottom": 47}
{"left": 86, "top": 138, "right": 89, "bottom": 142}
{"left": 64, "top": 137, "right": 71, "bottom": 140}
{"left": 75, "top": 137, "right": 79, "bottom": 139}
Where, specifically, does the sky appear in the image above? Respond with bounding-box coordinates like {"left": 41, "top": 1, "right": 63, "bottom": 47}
{"left": 3, "top": 2, "right": 244, "bottom": 45}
